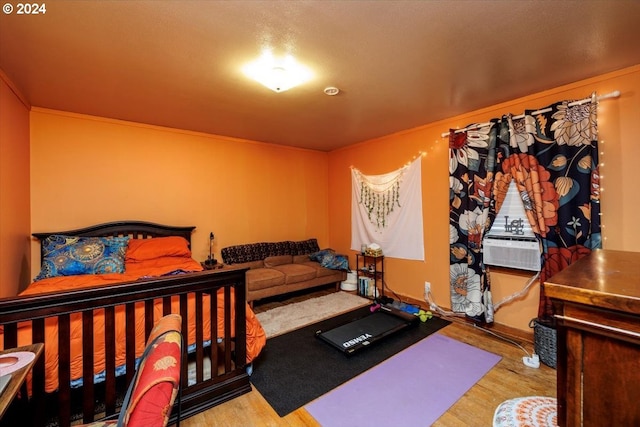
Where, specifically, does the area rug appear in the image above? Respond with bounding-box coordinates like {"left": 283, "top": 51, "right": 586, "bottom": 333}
{"left": 256, "top": 291, "right": 370, "bottom": 338}
{"left": 305, "top": 333, "right": 502, "bottom": 427}
{"left": 250, "top": 306, "right": 451, "bottom": 417}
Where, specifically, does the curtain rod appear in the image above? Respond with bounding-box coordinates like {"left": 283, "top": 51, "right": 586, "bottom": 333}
{"left": 440, "top": 90, "right": 620, "bottom": 138}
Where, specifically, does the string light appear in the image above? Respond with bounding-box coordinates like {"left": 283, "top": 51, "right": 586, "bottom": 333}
{"left": 599, "top": 136, "right": 606, "bottom": 245}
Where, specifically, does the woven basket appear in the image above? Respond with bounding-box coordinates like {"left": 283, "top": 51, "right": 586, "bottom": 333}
{"left": 529, "top": 318, "right": 557, "bottom": 368}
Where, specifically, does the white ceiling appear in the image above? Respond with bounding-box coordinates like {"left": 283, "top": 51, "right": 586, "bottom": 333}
{"left": 1, "top": 1, "right": 639, "bottom": 151}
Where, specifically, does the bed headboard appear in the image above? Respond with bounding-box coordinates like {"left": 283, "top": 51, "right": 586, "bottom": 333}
{"left": 32, "top": 221, "right": 196, "bottom": 259}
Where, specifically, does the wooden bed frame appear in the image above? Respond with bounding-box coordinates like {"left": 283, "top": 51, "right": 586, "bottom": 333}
{"left": 0, "top": 221, "right": 250, "bottom": 427}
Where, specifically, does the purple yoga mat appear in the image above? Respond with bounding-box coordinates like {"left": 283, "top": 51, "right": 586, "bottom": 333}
{"left": 305, "top": 333, "right": 501, "bottom": 427}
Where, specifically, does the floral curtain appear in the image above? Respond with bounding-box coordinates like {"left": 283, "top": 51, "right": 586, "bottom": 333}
{"left": 448, "top": 122, "right": 499, "bottom": 323}
{"left": 448, "top": 95, "right": 601, "bottom": 324}
{"left": 501, "top": 99, "right": 601, "bottom": 322}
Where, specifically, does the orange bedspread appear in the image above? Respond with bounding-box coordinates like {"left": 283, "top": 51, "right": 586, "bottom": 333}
{"left": 4, "top": 256, "right": 265, "bottom": 393}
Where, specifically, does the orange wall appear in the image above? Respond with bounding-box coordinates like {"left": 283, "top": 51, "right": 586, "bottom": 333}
{"left": 28, "top": 109, "right": 331, "bottom": 279}
{"left": 3, "top": 64, "right": 639, "bottom": 336}
{"left": 0, "top": 73, "right": 31, "bottom": 297}
{"left": 328, "top": 65, "right": 640, "bottom": 333}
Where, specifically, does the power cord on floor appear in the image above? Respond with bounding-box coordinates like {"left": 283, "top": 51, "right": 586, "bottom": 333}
{"left": 382, "top": 281, "right": 433, "bottom": 321}
{"left": 423, "top": 287, "right": 465, "bottom": 319}
{"left": 384, "top": 279, "right": 540, "bottom": 367}
{"left": 472, "top": 324, "right": 539, "bottom": 368}
{"left": 424, "top": 285, "right": 540, "bottom": 368}
{"left": 382, "top": 280, "right": 408, "bottom": 305}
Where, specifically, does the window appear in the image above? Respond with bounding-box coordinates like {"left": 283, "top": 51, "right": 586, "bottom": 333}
{"left": 484, "top": 180, "right": 541, "bottom": 271}
{"left": 486, "top": 180, "right": 535, "bottom": 239}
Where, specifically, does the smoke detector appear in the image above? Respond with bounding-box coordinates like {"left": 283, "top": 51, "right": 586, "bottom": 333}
{"left": 324, "top": 86, "right": 340, "bottom": 96}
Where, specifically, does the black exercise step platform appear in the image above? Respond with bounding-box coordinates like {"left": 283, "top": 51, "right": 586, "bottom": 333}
{"left": 315, "top": 304, "right": 418, "bottom": 355}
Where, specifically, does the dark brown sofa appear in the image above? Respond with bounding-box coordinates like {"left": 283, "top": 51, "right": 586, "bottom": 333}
{"left": 221, "top": 239, "right": 347, "bottom": 304}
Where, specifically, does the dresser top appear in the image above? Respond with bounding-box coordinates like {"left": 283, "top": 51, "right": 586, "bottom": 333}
{"left": 544, "top": 249, "right": 640, "bottom": 315}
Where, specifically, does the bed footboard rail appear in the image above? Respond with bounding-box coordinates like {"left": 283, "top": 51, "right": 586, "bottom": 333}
{"left": 0, "top": 267, "right": 250, "bottom": 427}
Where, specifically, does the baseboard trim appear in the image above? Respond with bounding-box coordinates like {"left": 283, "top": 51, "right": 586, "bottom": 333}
{"left": 401, "top": 294, "right": 534, "bottom": 345}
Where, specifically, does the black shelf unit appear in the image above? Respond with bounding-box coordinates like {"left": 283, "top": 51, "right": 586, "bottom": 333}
{"left": 355, "top": 254, "right": 384, "bottom": 300}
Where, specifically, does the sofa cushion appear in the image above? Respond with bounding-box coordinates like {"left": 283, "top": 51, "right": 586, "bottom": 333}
{"left": 293, "top": 254, "right": 311, "bottom": 264}
{"left": 264, "top": 255, "right": 293, "bottom": 267}
{"left": 271, "top": 264, "right": 317, "bottom": 284}
{"left": 291, "top": 239, "right": 320, "bottom": 255}
{"left": 222, "top": 239, "right": 317, "bottom": 264}
{"left": 301, "top": 262, "right": 337, "bottom": 278}
{"left": 232, "top": 260, "right": 265, "bottom": 270}
{"left": 246, "top": 260, "right": 265, "bottom": 269}
{"left": 272, "top": 241, "right": 294, "bottom": 256}
{"left": 246, "top": 268, "right": 285, "bottom": 291}
{"left": 221, "top": 242, "right": 273, "bottom": 264}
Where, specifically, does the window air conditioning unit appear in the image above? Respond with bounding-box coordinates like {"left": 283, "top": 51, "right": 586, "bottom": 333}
{"left": 483, "top": 236, "right": 541, "bottom": 271}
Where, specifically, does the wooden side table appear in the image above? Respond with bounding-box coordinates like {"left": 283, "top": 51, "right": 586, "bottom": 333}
{"left": 201, "top": 261, "right": 224, "bottom": 270}
{"left": 0, "top": 343, "right": 44, "bottom": 420}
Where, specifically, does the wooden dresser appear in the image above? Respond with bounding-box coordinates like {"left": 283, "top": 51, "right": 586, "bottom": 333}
{"left": 544, "top": 249, "right": 640, "bottom": 427}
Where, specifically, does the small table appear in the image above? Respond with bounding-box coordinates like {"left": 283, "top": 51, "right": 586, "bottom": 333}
{"left": 201, "top": 261, "right": 224, "bottom": 270}
{"left": 0, "top": 343, "right": 44, "bottom": 420}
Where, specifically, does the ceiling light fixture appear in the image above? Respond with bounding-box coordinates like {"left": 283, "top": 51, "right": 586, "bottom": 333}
{"left": 242, "top": 50, "right": 313, "bottom": 93}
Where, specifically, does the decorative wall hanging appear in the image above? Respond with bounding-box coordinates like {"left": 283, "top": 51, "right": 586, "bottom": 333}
{"left": 351, "top": 157, "right": 424, "bottom": 261}
{"left": 357, "top": 169, "right": 402, "bottom": 229}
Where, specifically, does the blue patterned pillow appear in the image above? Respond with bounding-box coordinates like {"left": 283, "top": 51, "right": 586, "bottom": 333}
{"left": 35, "top": 235, "right": 130, "bottom": 281}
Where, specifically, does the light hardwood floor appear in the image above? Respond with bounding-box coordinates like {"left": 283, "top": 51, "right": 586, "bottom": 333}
{"left": 181, "top": 288, "right": 556, "bottom": 426}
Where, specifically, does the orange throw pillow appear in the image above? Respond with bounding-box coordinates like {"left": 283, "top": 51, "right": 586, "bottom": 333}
{"left": 126, "top": 237, "right": 191, "bottom": 262}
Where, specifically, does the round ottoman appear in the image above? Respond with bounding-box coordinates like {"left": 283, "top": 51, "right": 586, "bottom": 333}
{"left": 493, "top": 396, "right": 558, "bottom": 427}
